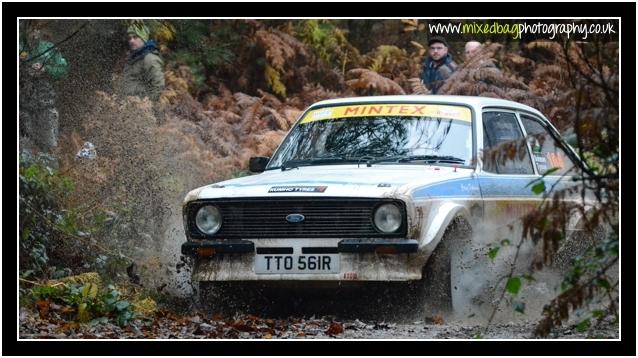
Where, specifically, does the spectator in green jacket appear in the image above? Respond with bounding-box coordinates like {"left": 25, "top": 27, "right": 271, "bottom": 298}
{"left": 20, "top": 38, "right": 69, "bottom": 79}
{"left": 120, "top": 23, "right": 165, "bottom": 102}
{"left": 19, "top": 24, "right": 69, "bottom": 154}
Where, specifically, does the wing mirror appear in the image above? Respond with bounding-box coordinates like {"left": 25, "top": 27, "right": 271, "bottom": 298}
{"left": 249, "top": 156, "right": 270, "bottom": 173}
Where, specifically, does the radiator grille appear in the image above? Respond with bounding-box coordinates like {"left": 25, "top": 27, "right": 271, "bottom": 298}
{"left": 185, "top": 198, "right": 406, "bottom": 239}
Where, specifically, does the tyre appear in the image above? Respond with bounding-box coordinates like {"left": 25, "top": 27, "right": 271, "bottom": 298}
{"left": 409, "top": 218, "right": 472, "bottom": 316}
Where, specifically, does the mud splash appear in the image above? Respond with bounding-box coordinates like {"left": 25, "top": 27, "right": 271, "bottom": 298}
{"left": 57, "top": 66, "right": 310, "bottom": 302}
{"left": 447, "top": 221, "right": 565, "bottom": 325}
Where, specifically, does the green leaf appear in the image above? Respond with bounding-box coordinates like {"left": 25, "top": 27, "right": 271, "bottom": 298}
{"left": 31, "top": 285, "right": 64, "bottom": 300}
{"left": 500, "top": 239, "right": 511, "bottom": 246}
{"left": 77, "top": 302, "right": 90, "bottom": 322}
{"left": 81, "top": 284, "right": 91, "bottom": 298}
{"left": 116, "top": 310, "right": 135, "bottom": 327}
{"left": 20, "top": 270, "right": 35, "bottom": 279}
{"left": 89, "top": 317, "right": 109, "bottom": 327}
{"left": 61, "top": 177, "right": 75, "bottom": 192}
{"left": 541, "top": 167, "right": 560, "bottom": 176}
{"left": 487, "top": 247, "right": 500, "bottom": 262}
{"left": 115, "top": 300, "right": 130, "bottom": 311}
{"left": 592, "top": 310, "right": 606, "bottom": 319}
{"left": 24, "top": 165, "right": 40, "bottom": 182}
{"left": 89, "top": 284, "right": 98, "bottom": 299}
{"left": 506, "top": 277, "right": 522, "bottom": 296}
{"left": 595, "top": 278, "right": 611, "bottom": 290}
{"left": 513, "top": 300, "right": 525, "bottom": 313}
{"left": 81, "top": 283, "right": 98, "bottom": 299}
{"left": 20, "top": 228, "right": 31, "bottom": 242}
{"left": 576, "top": 319, "right": 591, "bottom": 332}
{"left": 531, "top": 181, "right": 546, "bottom": 195}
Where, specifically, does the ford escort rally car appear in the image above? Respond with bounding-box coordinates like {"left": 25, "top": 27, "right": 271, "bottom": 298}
{"left": 181, "top": 95, "right": 592, "bottom": 310}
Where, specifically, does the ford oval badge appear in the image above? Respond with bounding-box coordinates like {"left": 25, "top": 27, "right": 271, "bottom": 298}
{"left": 286, "top": 214, "right": 305, "bottom": 223}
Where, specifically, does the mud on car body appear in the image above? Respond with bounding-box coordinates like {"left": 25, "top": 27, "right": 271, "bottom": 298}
{"left": 182, "top": 95, "right": 593, "bottom": 310}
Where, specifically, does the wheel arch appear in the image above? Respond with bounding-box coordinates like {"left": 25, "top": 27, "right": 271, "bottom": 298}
{"left": 418, "top": 202, "right": 473, "bottom": 266}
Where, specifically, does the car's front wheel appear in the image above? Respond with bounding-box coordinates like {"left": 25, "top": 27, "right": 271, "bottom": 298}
{"left": 408, "top": 217, "right": 472, "bottom": 316}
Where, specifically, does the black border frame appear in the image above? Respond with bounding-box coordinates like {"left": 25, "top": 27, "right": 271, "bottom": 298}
{"left": 6, "top": 2, "right": 635, "bottom": 356}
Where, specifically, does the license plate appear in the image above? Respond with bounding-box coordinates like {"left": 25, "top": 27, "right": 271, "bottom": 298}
{"left": 255, "top": 254, "right": 339, "bottom": 274}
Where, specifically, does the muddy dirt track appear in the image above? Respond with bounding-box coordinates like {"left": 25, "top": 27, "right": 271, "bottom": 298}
{"left": 18, "top": 307, "right": 619, "bottom": 340}
{"left": 19, "top": 283, "right": 618, "bottom": 340}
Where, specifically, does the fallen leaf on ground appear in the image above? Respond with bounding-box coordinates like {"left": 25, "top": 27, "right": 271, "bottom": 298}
{"left": 326, "top": 322, "right": 344, "bottom": 336}
{"left": 431, "top": 315, "right": 445, "bottom": 325}
{"left": 35, "top": 299, "right": 50, "bottom": 319}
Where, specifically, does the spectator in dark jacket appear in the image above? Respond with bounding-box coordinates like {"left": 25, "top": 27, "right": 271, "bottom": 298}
{"left": 420, "top": 36, "right": 458, "bottom": 94}
{"left": 120, "top": 23, "right": 165, "bottom": 102}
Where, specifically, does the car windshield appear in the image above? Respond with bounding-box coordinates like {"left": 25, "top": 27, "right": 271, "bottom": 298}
{"left": 267, "top": 103, "right": 473, "bottom": 169}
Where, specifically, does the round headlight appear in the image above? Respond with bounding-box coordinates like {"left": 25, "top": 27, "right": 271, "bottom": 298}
{"left": 373, "top": 203, "right": 402, "bottom": 233}
{"left": 195, "top": 205, "right": 222, "bottom": 235}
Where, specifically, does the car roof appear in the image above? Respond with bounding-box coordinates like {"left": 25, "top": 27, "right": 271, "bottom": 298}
{"left": 309, "top": 95, "right": 546, "bottom": 119}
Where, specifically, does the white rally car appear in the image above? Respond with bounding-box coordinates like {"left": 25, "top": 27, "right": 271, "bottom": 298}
{"left": 182, "top": 95, "right": 591, "bottom": 309}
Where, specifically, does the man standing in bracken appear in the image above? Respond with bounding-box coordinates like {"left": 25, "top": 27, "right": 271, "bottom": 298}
{"left": 420, "top": 36, "right": 458, "bottom": 94}
{"left": 19, "top": 21, "right": 69, "bottom": 155}
{"left": 121, "top": 22, "right": 165, "bottom": 103}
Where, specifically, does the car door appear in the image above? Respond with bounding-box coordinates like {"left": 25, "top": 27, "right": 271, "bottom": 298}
{"left": 518, "top": 113, "right": 582, "bottom": 208}
{"left": 518, "top": 114, "right": 579, "bottom": 177}
{"left": 478, "top": 109, "right": 539, "bottom": 229}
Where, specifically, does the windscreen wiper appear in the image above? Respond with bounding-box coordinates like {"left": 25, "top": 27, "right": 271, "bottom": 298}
{"left": 280, "top": 156, "right": 362, "bottom": 171}
{"left": 367, "top": 155, "right": 466, "bottom": 166}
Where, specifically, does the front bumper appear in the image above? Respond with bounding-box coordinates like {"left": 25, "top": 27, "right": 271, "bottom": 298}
{"left": 181, "top": 240, "right": 255, "bottom": 255}
{"left": 338, "top": 239, "right": 418, "bottom": 253}
{"left": 181, "top": 239, "right": 418, "bottom": 256}
{"left": 182, "top": 239, "right": 424, "bottom": 282}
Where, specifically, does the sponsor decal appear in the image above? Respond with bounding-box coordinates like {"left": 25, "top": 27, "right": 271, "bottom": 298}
{"left": 460, "top": 183, "right": 479, "bottom": 193}
{"left": 312, "top": 108, "right": 333, "bottom": 120}
{"left": 300, "top": 104, "right": 472, "bottom": 124}
{"left": 343, "top": 272, "right": 358, "bottom": 280}
{"left": 533, "top": 153, "right": 548, "bottom": 172}
{"left": 546, "top": 152, "right": 565, "bottom": 169}
{"left": 268, "top": 186, "right": 328, "bottom": 193}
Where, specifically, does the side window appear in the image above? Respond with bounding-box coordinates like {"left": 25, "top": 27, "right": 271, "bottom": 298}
{"left": 520, "top": 115, "right": 576, "bottom": 175}
{"left": 482, "top": 111, "right": 534, "bottom": 175}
